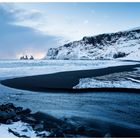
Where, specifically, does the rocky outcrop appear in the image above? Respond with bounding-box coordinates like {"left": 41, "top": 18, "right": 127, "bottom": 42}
{"left": 0, "top": 103, "right": 104, "bottom": 138}
{"left": 20, "top": 55, "right": 34, "bottom": 60}
{"left": 45, "top": 28, "right": 140, "bottom": 60}
{"left": 0, "top": 103, "right": 31, "bottom": 124}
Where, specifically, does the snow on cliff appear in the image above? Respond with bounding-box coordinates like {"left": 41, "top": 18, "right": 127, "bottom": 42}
{"left": 45, "top": 28, "right": 140, "bottom": 60}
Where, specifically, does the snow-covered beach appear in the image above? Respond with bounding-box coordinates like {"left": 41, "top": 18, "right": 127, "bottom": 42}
{"left": 1, "top": 60, "right": 140, "bottom": 91}
{"left": 0, "top": 60, "right": 140, "bottom": 137}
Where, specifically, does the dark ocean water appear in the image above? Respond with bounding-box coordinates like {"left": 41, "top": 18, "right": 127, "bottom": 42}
{"left": 0, "top": 82, "right": 140, "bottom": 137}
{"left": 65, "top": 91, "right": 140, "bottom": 137}
{"left": 0, "top": 60, "right": 139, "bottom": 137}
{"left": 37, "top": 91, "right": 140, "bottom": 137}
{"left": 18, "top": 91, "right": 140, "bottom": 137}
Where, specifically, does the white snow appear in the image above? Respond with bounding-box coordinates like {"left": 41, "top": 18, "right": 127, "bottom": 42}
{"left": 120, "top": 48, "right": 140, "bottom": 61}
{"left": 127, "top": 77, "right": 140, "bottom": 83}
{"left": 0, "top": 124, "right": 17, "bottom": 138}
{"left": 124, "top": 26, "right": 140, "bottom": 32}
{"left": 0, "top": 121, "right": 50, "bottom": 138}
{"left": 46, "top": 29, "right": 140, "bottom": 61}
{"left": 0, "top": 59, "right": 138, "bottom": 79}
{"left": 74, "top": 78, "right": 140, "bottom": 89}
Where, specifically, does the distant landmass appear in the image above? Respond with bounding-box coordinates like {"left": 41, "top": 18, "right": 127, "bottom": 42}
{"left": 45, "top": 28, "right": 140, "bottom": 60}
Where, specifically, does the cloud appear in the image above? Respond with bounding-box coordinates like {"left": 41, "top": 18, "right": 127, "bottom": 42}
{"left": 83, "top": 20, "right": 89, "bottom": 24}
{"left": 0, "top": 4, "right": 60, "bottom": 59}
{"left": 91, "top": 9, "right": 95, "bottom": 14}
{"left": 1, "top": 3, "right": 96, "bottom": 41}
{"left": 96, "top": 23, "right": 102, "bottom": 27}
{"left": 103, "top": 14, "right": 110, "bottom": 19}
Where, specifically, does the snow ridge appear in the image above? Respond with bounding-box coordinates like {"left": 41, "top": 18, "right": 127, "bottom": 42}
{"left": 45, "top": 28, "right": 140, "bottom": 60}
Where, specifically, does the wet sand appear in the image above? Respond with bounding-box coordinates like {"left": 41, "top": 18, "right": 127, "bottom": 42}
{"left": 1, "top": 63, "right": 140, "bottom": 92}
{"left": 0, "top": 63, "right": 140, "bottom": 137}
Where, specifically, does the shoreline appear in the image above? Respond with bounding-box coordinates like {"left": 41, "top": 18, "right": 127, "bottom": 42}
{"left": 0, "top": 103, "right": 140, "bottom": 138}
{"left": 1, "top": 63, "right": 140, "bottom": 93}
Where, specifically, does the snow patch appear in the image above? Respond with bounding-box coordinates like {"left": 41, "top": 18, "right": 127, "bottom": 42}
{"left": 74, "top": 78, "right": 140, "bottom": 89}
{"left": 0, "top": 60, "right": 137, "bottom": 79}
{"left": 0, "top": 121, "right": 50, "bottom": 138}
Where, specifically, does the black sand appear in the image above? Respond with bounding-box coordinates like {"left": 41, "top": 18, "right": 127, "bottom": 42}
{"left": 1, "top": 63, "right": 140, "bottom": 92}
{"left": 1, "top": 64, "right": 140, "bottom": 137}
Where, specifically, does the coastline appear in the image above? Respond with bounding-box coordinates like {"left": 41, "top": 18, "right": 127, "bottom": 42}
{"left": 0, "top": 62, "right": 140, "bottom": 137}
{"left": 1, "top": 63, "right": 140, "bottom": 92}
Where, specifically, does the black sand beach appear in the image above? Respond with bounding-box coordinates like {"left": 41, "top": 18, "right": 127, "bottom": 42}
{"left": 0, "top": 63, "right": 140, "bottom": 137}
{"left": 1, "top": 63, "right": 140, "bottom": 92}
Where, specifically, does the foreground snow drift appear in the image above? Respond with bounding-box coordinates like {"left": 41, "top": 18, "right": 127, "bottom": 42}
{"left": 0, "top": 103, "right": 51, "bottom": 138}
{"left": 0, "top": 121, "right": 45, "bottom": 138}
{"left": 0, "top": 121, "right": 50, "bottom": 138}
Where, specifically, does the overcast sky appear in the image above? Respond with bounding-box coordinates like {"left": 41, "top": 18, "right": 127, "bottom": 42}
{"left": 0, "top": 2, "right": 140, "bottom": 59}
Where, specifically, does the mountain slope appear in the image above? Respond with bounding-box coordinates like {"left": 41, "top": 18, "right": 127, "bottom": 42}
{"left": 46, "top": 28, "right": 140, "bottom": 60}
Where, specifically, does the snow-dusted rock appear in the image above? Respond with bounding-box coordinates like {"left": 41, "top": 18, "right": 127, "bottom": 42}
{"left": 73, "top": 78, "right": 140, "bottom": 89}
{"left": 46, "top": 28, "right": 140, "bottom": 60}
